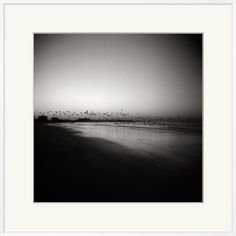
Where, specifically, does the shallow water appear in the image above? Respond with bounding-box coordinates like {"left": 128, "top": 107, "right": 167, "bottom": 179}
{"left": 51, "top": 122, "right": 202, "bottom": 161}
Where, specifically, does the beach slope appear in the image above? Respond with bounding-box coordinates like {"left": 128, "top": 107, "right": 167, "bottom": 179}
{"left": 34, "top": 123, "right": 202, "bottom": 202}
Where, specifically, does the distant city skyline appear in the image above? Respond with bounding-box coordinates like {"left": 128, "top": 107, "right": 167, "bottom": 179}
{"left": 34, "top": 34, "right": 202, "bottom": 117}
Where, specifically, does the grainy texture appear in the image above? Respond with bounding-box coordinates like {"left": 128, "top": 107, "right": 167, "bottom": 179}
{"left": 34, "top": 123, "right": 202, "bottom": 202}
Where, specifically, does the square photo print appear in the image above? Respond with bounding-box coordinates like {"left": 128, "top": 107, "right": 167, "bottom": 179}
{"left": 34, "top": 34, "right": 202, "bottom": 202}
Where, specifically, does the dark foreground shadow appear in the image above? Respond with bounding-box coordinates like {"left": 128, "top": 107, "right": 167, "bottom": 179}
{"left": 34, "top": 123, "right": 202, "bottom": 202}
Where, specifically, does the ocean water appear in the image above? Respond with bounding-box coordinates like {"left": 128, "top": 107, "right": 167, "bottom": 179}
{"left": 50, "top": 122, "right": 202, "bottom": 162}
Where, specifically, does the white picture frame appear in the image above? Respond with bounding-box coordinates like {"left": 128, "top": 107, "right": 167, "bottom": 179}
{"left": 0, "top": 0, "right": 235, "bottom": 235}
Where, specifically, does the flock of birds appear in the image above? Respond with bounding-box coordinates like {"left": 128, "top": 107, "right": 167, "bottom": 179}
{"left": 35, "top": 109, "right": 138, "bottom": 120}
{"left": 34, "top": 109, "right": 201, "bottom": 123}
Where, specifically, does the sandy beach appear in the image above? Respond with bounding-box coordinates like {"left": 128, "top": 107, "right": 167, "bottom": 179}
{"left": 34, "top": 123, "right": 202, "bottom": 202}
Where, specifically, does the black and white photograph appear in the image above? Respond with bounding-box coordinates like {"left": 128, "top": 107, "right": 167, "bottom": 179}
{"left": 34, "top": 34, "right": 202, "bottom": 202}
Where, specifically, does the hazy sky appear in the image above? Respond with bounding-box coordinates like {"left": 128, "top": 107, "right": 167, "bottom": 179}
{"left": 34, "top": 34, "right": 202, "bottom": 117}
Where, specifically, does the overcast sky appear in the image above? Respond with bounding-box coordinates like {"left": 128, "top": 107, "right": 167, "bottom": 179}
{"left": 34, "top": 34, "right": 202, "bottom": 117}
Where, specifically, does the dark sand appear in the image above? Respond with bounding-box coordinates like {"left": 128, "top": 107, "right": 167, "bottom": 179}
{"left": 34, "top": 123, "right": 202, "bottom": 202}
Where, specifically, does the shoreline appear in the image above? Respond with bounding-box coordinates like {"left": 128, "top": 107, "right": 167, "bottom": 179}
{"left": 34, "top": 123, "right": 202, "bottom": 202}
{"left": 47, "top": 120, "right": 202, "bottom": 134}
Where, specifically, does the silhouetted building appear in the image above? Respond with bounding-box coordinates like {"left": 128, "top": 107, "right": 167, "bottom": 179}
{"left": 35, "top": 115, "right": 48, "bottom": 123}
